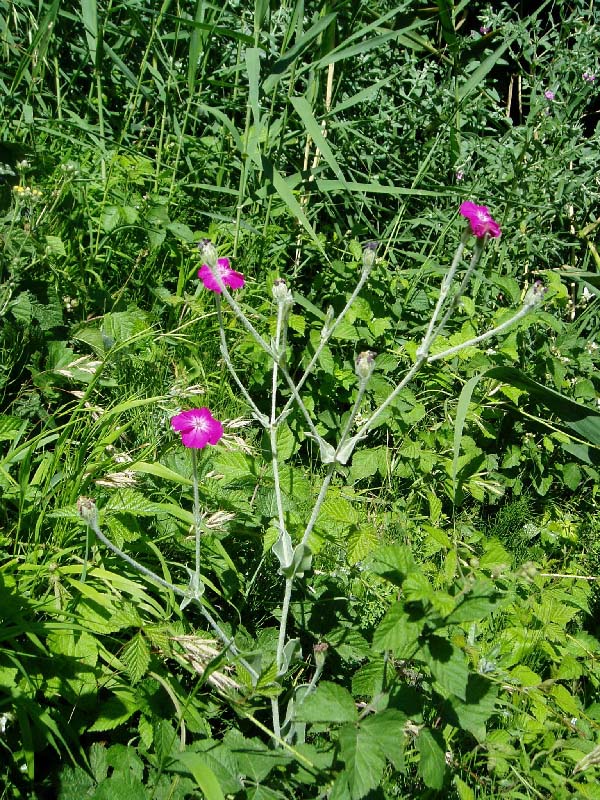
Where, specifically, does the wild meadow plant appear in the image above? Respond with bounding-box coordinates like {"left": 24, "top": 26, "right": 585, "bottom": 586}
{"left": 78, "top": 201, "right": 548, "bottom": 762}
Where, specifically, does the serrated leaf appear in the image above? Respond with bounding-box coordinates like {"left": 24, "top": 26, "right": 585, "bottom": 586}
{"left": 88, "top": 691, "right": 138, "bottom": 731}
{"left": 445, "top": 674, "right": 498, "bottom": 742}
{"left": 420, "top": 635, "right": 469, "bottom": 701}
{"left": 338, "top": 723, "right": 386, "bottom": 800}
{"left": 105, "top": 489, "right": 160, "bottom": 516}
{"left": 369, "top": 544, "right": 417, "bottom": 586}
{"left": 121, "top": 632, "right": 150, "bottom": 685}
{"left": 295, "top": 682, "right": 357, "bottom": 724}
{"left": 372, "top": 603, "right": 422, "bottom": 657}
{"left": 347, "top": 525, "right": 379, "bottom": 565}
{"left": 416, "top": 727, "right": 446, "bottom": 790}
{"left": 349, "top": 447, "right": 387, "bottom": 481}
{"left": 320, "top": 495, "right": 359, "bottom": 525}
{"left": 360, "top": 710, "right": 407, "bottom": 772}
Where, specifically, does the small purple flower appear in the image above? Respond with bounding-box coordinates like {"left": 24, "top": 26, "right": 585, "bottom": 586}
{"left": 171, "top": 408, "right": 224, "bottom": 449}
{"left": 479, "top": 25, "right": 491, "bottom": 35}
{"left": 583, "top": 71, "right": 596, "bottom": 83}
{"left": 198, "top": 258, "right": 245, "bottom": 294}
{"left": 544, "top": 90, "right": 555, "bottom": 101}
{"left": 456, "top": 169, "right": 464, "bottom": 182}
{"left": 459, "top": 201, "right": 501, "bottom": 239}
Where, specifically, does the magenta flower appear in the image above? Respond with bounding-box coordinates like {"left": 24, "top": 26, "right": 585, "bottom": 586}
{"left": 459, "top": 201, "right": 501, "bottom": 239}
{"left": 544, "top": 90, "right": 555, "bottom": 100}
{"left": 198, "top": 258, "right": 245, "bottom": 294}
{"left": 583, "top": 71, "right": 596, "bottom": 83}
{"left": 171, "top": 408, "right": 224, "bottom": 449}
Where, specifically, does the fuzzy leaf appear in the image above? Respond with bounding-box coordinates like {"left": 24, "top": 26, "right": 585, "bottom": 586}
{"left": 121, "top": 632, "right": 150, "bottom": 685}
{"left": 295, "top": 682, "right": 357, "bottom": 724}
{"left": 338, "top": 723, "right": 386, "bottom": 800}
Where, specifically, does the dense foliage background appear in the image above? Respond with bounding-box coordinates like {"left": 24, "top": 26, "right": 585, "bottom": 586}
{"left": 2, "top": 0, "right": 600, "bottom": 797}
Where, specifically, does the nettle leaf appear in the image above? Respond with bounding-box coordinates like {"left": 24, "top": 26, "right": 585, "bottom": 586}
{"left": 121, "top": 632, "right": 150, "bottom": 685}
{"left": 346, "top": 525, "right": 379, "bottom": 565}
{"left": 105, "top": 489, "right": 161, "bottom": 516}
{"left": 349, "top": 447, "right": 387, "bottom": 481}
{"left": 420, "top": 635, "right": 469, "bottom": 701}
{"left": 360, "top": 710, "right": 407, "bottom": 772}
{"left": 88, "top": 690, "right": 138, "bottom": 732}
{"left": 372, "top": 603, "right": 422, "bottom": 658}
{"left": 368, "top": 544, "right": 417, "bottom": 586}
{"left": 416, "top": 727, "right": 447, "bottom": 790}
{"left": 295, "top": 682, "right": 358, "bottom": 724}
{"left": 338, "top": 723, "right": 386, "bottom": 800}
{"left": 351, "top": 658, "right": 386, "bottom": 698}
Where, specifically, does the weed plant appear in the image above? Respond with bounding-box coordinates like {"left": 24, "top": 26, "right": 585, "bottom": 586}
{"left": 2, "top": 1, "right": 600, "bottom": 798}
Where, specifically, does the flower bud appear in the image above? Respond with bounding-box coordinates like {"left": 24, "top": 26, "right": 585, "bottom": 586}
{"left": 313, "top": 642, "right": 329, "bottom": 669}
{"left": 523, "top": 280, "right": 547, "bottom": 307}
{"left": 362, "top": 241, "right": 378, "bottom": 270}
{"left": 272, "top": 277, "right": 293, "bottom": 306}
{"left": 198, "top": 238, "right": 218, "bottom": 268}
{"left": 355, "top": 350, "right": 376, "bottom": 380}
{"left": 77, "top": 496, "right": 98, "bottom": 528}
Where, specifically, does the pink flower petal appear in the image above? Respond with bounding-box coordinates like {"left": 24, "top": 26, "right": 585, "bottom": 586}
{"left": 170, "top": 407, "right": 224, "bottom": 449}
{"left": 459, "top": 201, "right": 501, "bottom": 239}
{"left": 198, "top": 258, "right": 245, "bottom": 293}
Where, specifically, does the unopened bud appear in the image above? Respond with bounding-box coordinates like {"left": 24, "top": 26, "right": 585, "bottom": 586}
{"left": 77, "top": 496, "right": 98, "bottom": 528}
{"left": 362, "top": 241, "right": 378, "bottom": 271}
{"left": 198, "top": 238, "right": 218, "bottom": 268}
{"left": 313, "top": 642, "right": 329, "bottom": 669}
{"left": 272, "top": 277, "right": 293, "bottom": 306}
{"left": 524, "top": 280, "right": 547, "bottom": 307}
{"left": 355, "top": 350, "right": 376, "bottom": 380}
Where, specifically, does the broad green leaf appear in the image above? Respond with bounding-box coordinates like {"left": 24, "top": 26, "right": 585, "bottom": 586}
{"left": 338, "top": 723, "right": 386, "bottom": 800}
{"left": 360, "top": 710, "right": 407, "bottom": 772}
{"left": 369, "top": 544, "right": 417, "bottom": 586}
{"left": 372, "top": 603, "right": 422, "bottom": 658}
{"left": 121, "top": 632, "right": 150, "bottom": 685}
{"left": 347, "top": 525, "right": 379, "bottom": 565}
{"left": 350, "top": 447, "right": 387, "bottom": 481}
{"left": 129, "top": 461, "right": 192, "bottom": 486}
{"left": 487, "top": 366, "right": 600, "bottom": 446}
{"left": 445, "top": 674, "right": 498, "bottom": 742}
{"left": 295, "top": 682, "right": 357, "bottom": 724}
{"left": 416, "top": 727, "right": 446, "bottom": 790}
{"left": 420, "top": 635, "right": 469, "bottom": 700}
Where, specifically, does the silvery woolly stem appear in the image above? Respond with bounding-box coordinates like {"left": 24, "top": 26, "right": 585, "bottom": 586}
{"left": 211, "top": 266, "right": 323, "bottom": 445}
{"left": 428, "top": 236, "right": 486, "bottom": 345}
{"left": 427, "top": 302, "right": 534, "bottom": 363}
{"left": 349, "top": 357, "right": 426, "bottom": 450}
{"left": 191, "top": 449, "right": 202, "bottom": 589}
{"left": 279, "top": 262, "right": 373, "bottom": 420}
{"left": 417, "top": 231, "right": 468, "bottom": 361}
{"left": 271, "top": 297, "right": 288, "bottom": 538}
{"left": 78, "top": 500, "right": 259, "bottom": 682}
{"left": 336, "top": 374, "right": 370, "bottom": 455}
{"left": 215, "top": 296, "right": 268, "bottom": 425}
